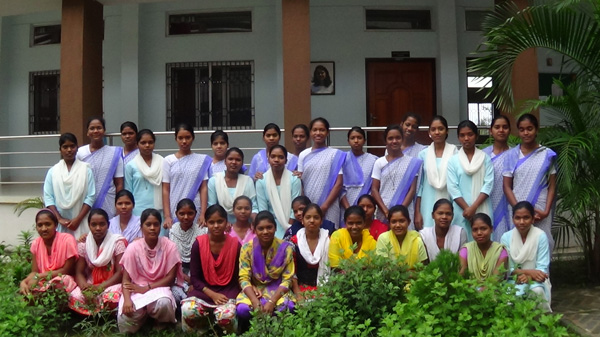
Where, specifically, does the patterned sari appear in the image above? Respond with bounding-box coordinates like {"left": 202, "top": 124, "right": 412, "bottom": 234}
{"left": 376, "top": 156, "right": 422, "bottom": 224}
{"left": 78, "top": 145, "right": 122, "bottom": 217}
{"left": 482, "top": 146, "right": 512, "bottom": 241}
{"left": 342, "top": 151, "right": 377, "bottom": 206}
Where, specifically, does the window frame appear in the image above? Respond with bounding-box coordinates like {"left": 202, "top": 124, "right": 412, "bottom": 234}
{"left": 30, "top": 23, "right": 61, "bottom": 47}
{"left": 29, "top": 70, "right": 60, "bottom": 135}
{"left": 364, "top": 7, "right": 434, "bottom": 32}
{"left": 166, "top": 10, "right": 253, "bottom": 36}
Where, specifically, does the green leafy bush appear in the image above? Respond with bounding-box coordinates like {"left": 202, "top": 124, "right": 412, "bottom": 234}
{"left": 241, "top": 250, "right": 412, "bottom": 337}
{"left": 379, "top": 250, "right": 569, "bottom": 337}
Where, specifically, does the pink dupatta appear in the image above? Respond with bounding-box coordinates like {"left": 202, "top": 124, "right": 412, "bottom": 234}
{"left": 30, "top": 232, "right": 78, "bottom": 273}
{"left": 120, "top": 237, "right": 184, "bottom": 287}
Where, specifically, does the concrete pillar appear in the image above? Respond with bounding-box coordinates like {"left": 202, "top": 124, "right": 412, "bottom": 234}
{"left": 281, "top": 0, "right": 311, "bottom": 149}
{"left": 437, "top": 0, "right": 461, "bottom": 125}
{"left": 120, "top": 4, "right": 139, "bottom": 124}
{"left": 60, "top": 0, "right": 104, "bottom": 144}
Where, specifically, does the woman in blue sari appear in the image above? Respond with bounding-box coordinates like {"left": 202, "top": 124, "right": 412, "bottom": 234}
{"left": 248, "top": 123, "right": 298, "bottom": 180}
{"left": 340, "top": 127, "right": 377, "bottom": 210}
{"left": 298, "top": 117, "right": 345, "bottom": 227}
{"left": 503, "top": 114, "right": 557, "bottom": 253}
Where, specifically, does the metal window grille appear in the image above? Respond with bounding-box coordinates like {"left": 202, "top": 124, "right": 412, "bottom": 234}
{"left": 29, "top": 70, "right": 60, "bottom": 135}
{"left": 166, "top": 61, "right": 254, "bottom": 130}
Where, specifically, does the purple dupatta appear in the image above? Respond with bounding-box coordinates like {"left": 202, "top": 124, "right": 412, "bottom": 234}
{"left": 386, "top": 156, "right": 423, "bottom": 207}
{"left": 251, "top": 237, "right": 291, "bottom": 284}
{"left": 504, "top": 145, "right": 557, "bottom": 206}
{"left": 92, "top": 147, "right": 122, "bottom": 209}
{"left": 304, "top": 148, "right": 346, "bottom": 205}
{"left": 186, "top": 155, "right": 212, "bottom": 201}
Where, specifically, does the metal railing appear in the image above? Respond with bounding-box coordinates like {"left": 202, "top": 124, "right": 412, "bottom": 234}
{"left": 0, "top": 126, "right": 460, "bottom": 188}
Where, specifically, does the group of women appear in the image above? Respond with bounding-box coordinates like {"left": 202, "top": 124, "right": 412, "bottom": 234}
{"left": 24, "top": 113, "right": 555, "bottom": 334}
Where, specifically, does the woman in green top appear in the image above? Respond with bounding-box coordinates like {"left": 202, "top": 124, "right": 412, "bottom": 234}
{"left": 459, "top": 213, "right": 508, "bottom": 280}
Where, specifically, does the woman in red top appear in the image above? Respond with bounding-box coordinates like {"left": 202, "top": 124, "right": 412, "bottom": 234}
{"left": 357, "top": 194, "right": 388, "bottom": 240}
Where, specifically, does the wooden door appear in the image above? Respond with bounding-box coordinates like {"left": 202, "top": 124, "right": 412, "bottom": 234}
{"left": 366, "top": 59, "right": 436, "bottom": 156}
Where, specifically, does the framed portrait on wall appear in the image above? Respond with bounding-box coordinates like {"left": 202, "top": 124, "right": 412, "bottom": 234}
{"left": 310, "top": 61, "right": 335, "bottom": 95}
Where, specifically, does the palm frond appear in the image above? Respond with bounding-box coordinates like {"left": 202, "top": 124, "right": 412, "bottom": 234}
{"left": 13, "top": 197, "right": 44, "bottom": 217}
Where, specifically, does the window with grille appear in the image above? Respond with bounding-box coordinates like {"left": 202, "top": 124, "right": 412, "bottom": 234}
{"left": 166, "top": 61, "right": 254, "bottom": 130}
{"left": 29, "top": 70, "right": 60, "bottom": 134}
{"left": 467, "top": 59, "right": 494, "bottom": 130}
{"left": 168, "top": 11, "right": 252, "bottom": 35}
{"left": 31, "top": 24, "right": 61, "bottom": 46}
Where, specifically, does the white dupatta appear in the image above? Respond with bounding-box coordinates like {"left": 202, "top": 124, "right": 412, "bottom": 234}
{"left": 297, "top": 228, "right": 330, "bottom": 285}
{"left": 215, "top": 172, "right": 251, "bottom": 214}
{"left": 52, "top": 159, "right": 89, "bottom": 210}
{"left": 133, "top": 152, "right": 164, "bottom": 210}
{"left": 457, "top": 147, "right": 490, "bottom": 216}
{"left": 85, "top": 232, "right": 125, "bottom": 267}
{"left": 509, "top": 226, "right": 543, "bottom": 269}
{"left": 425, "top": 142, "right": 457, "bottom": 201}
{"left": 264, "top": 168, "right": 292, "bottom": 231}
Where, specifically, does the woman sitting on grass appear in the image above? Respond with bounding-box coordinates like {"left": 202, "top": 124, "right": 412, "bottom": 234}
{"left": 501, "top": 201, "right": 552, "bottom": 312}
{"left": 181, "top": 205, "right": 241, "bottom": 333}
{"left": 118, "top": 208, "right": 184, "bottom": 333}
{"left": 459, "top": 213, "right": 508, "bottom": 281}
{"left": 376, "top": 205, "right": 428, "bottom": 269}
{"left": 20, "top": 209, "right": 78, "bottom": 296}
{"left": 236, "top": 211, "right": 296, "bottom": 324}
{"left": 328, "top": 206, "right": 376, "bottom": 269}
{"left": 69, "top": 208, "right": 127, "bottom": 315}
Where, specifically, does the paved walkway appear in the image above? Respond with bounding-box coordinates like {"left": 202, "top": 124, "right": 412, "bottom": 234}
{"left": 553, "top": 286, "right": 600, "bottom": 336}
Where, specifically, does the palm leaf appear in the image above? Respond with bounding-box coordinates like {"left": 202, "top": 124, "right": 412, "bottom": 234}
{"left": 13, "top": 197, "right": 44, "bottom": 217}
{"left": 470, "top": 1, "right": 600, "bottom": 111}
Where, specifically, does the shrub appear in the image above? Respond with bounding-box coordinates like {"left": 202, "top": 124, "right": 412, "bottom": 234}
{"left": 241, "top": 250, "right": 412, "bottom": 336}
{"left": 379, "top": 250, "right": 569, "bottom": 337}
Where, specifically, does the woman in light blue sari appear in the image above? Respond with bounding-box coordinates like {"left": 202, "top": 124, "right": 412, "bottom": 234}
{"left": 77, "top": 117, "right": 123, "bottom": 218}
{"left": 414, "top": 116, "right": 457, "bottom": 230}
{"left": 248, "top": 123, "right": 298, "bottom": 180}
{"left": 503, "top": 114, "right": 557, "bottom": 253}
{"left": 447, "top": 121, "right": 494, "bottom": 241}
{"left": 162, "top": 123, "right": 211, "bottom": 231}
{"left": 482, "top": 115, "right": 512, "bottom": 241}
{"left": 298, "top": 117, "right": 345, "bottom": 227}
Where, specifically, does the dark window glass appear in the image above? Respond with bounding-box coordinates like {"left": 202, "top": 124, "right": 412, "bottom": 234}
{"left": 465, "top": 10, "right": 492, "bottom": 31}
{"left": 29, "top": 71, "right": 60, "bottom": 134}
{"left": 32, "top": 25, "right": 61, "bottom": 46}
{"left": 166, "top": 62, "right": 254, "bottom": 130}
{"left": 365, "top": 9, "right": 431, "bottom": 30}
{"left": 169, "top": 11, "right": 252, "bottom": 35}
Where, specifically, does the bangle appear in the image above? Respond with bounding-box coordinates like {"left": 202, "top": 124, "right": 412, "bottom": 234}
{"left": 268, "top": 299, "right": 274, "bottom": 304}
{"left": 202, "top": 287, "right": 208, "bottom": 293}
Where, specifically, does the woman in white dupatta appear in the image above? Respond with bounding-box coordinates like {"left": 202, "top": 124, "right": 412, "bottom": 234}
{"left": 249, "top": 123, "right": 298, "bottom": 180}
{"left": 69, "top": 209, "right": 127, "bottom": 315}
{"left": 447, "top": 121, "right": 494, "bottom": 241}
{"left": 44, "top": 133, "right": 95, "bottom": 238}
{"left": 482, "top": 115, "right": 512, "bottom": 241}
{"left": 419, "top": 199, "right": 467, "bottom": 261}
{"left": 256, "top": 145, "right": 302, "bottom": 239}
{"left": 77, "top": 117, "right": 124, "bottom": 218}
{"left": 414, "top": 116, "right": 457, "bottom": 230}
{"left": 162, "top": 124, "right": 212, "bottom": 231}
{"left": 501, "top": 201, "right": 551, "bottom": 312}
{"left": 208, "top": 148, "right": 258, "bottom": 224}
{"left": 125, "top": 129, "right": 164, "bottom": 217}
{"left": 291, "top": 204, "right": 330, "bottom": 298}
{"left": 298, "top": 117, "right": 345, "bottom": 227}
{"left": 503, "top": 113, "right": 557, "bottom": 253}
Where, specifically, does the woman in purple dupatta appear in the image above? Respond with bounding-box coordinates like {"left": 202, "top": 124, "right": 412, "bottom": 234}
{"left": 77, "top": 117, "right": 124, "bottom": 218}
{"left": 162, "top": 124, "right": 211, "bottom": 233}
{"left": 482, "top": 115, "right": 512, "bottom": 241}
{"left": 298, "top": 118, "right": 345, "bottom": 227}
{"left": 503, "top": 114, "right": 557, "bottom": 253}
{"left": 120, "top": 121, "right": 139, "bottom": 168}
{"left": 341, "top": 127, "right": 377, "bottom": 211}
{"left": 248, "top": 123, "right": 298, "bottom": 180}
{"left": 372, "top": 125, "right": 423, "bottom": 226}
{"left": 236, "top": 211, "right": 295, "bottom": 322}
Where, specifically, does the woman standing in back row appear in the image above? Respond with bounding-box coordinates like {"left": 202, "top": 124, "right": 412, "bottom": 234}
{"left": 414, "top": 116, "right": 457, "bottom": 229}
{"left": 77, "top": 117, "right": 124, "bottom": 218}
{"left": 162, "top": 124, "right": 212, "bottom": 232}
{"left": 503, "top": 113, "right": 557, "bottom": 253}
{"left": 298, "top": 117, "right": 345, "bottom": 227}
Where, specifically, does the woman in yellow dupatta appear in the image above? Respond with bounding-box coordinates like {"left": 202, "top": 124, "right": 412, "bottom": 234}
{"left": 376, "top": 205, "right": 428, "bottom": 268}
{"left": 328, "top": 206, "right": 376, "bottom": 269}
{"left": 459, "top": 213, "right": 508, "bottom": 281}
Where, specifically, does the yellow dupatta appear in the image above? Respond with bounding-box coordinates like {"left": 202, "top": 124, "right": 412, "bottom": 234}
{"left": 377, "top": 230, "right": 423, "bottom": 268}
{"left": 329, "top": 229, "right": 376, "bottom": 268}
{"left": 465, "top": 241, "right": 504, "bottom": 281}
